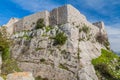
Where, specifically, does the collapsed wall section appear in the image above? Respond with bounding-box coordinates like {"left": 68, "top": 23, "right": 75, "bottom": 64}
{"left": 92, "top": 21, "right": 107, "bottom": 35}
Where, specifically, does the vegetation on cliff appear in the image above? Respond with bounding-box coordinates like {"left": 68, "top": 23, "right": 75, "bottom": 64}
{"left": 35, "top": 18, "right": 45, "bottom": 29}
{"left": 96, "top": 33, "right": 110, "bottom": 50}
{"left": 92, "top": 49, "right": 120, "bottom": 80}
{"left": 0, "top": 27, "right": 21, "bottom": 77}
{"left": 0, "top": 27, "right": 11, "bottom": 60}
{"left": 54, "top": 32, "right": 67, "bottom": 45}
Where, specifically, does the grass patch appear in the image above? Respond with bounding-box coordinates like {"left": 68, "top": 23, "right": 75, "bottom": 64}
{"left": 35, "top": 76, "right": 48, "bottom": 80}
{"left": 35, "top": 47, "right": 45, "bottom": 51}
{"left": 2, "top": 59, "right": 21, "bottom": 75}
{"left": 23, "top": 34, "right": 32, "bottom": 40}
{"left": 2, "top": 48, "right": 10, "bottom": 60}
{"left": 92, "top": 49, "right": 120, "bottom": 80}
{"left": 45, "top": 25, "right": 53, "bottom": 32}
{"left": 59, "top": 63, "right": 69, "bottom": 71}
{"left": 81, "top": 25, "right": 90, "bottom": 34}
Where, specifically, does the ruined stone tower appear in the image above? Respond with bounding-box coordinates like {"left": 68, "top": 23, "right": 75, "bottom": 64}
{"left": 3, "top": 4, "right": 110, "bottom": 80}
{"left": 4, "top": 5, "right": 87, "bottom": 34}
{"left": 5, "top": 4, "right": 105, "bottom": 37}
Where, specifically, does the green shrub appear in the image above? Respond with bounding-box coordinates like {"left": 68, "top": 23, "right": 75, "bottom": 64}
{"left": 35, "top": 76, "right": 48, "bottom": 80}
{"left": 35, "top": 18, "right": 45, "bottom": 29}
{"left": 61, "top": 50, "right": 67, "bottom": 54}
{"left": 2, "top": 59, "right": 21, "bottom": 75}
{"left": 79, "top": 28, "right": 82, "bottom": 33}
{"left": 40, "top": 58, "right": 46, "bottom": 63}
{"left": 79, "top": 25, "right": 90, "bottom": 34}
{"left": 2, "top": 48, "right": 10, "bottom": 60}
{"left": 35, "top": 47, "right": 45, "bottom": 51}
{"left": 45, "top": 25, "right": 53, "bottom": 32}
{"left": 0, "top": 27, "right": 11, "bottom": 60}
{"left": 23, "top": 34, "right": 32, "bottom": 40}
{"left": 54, "top": 32, "right": 67, "bottom": 45}
{"left": 0, "top": 27, "right": 21, "bottom": 75}
{"left": 82, "top": 25, "right": 90, "bottom": 33}
{"left": 59, "top": 63, "right": 69, "bottom": 71}
{"left": 92, "top": 49, "right": 120, "bottom": 80}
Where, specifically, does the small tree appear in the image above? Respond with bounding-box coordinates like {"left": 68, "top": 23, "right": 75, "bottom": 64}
{"left": 35, "top": 18, "right": 45, "bottom": 29}
{"left": 54, "top": 32, "right": 67, "bottom": 45}
{"left": 0, "top": 27, "right": 11, "bottom": 60}
{"left": 82, "top": 25, "right": 90, "bottom": 34}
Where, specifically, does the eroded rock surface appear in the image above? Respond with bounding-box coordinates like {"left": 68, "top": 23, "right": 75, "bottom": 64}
{"left": 5, "top": 4, "right": 109, "bottom": 80}
{"left": 10, "top": 22, "right": 108, "bottom": 80}
{"left": 6, "top": 72, "right": 34, "bottom": 80}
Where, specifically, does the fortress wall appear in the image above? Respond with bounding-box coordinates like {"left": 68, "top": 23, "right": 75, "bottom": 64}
{"left": 50, "top": 5, "right": 68, "bottom": 26}
{"left": 50, "top": 8, "right": 58, "bottom": 25}
{"left": 14, "top": 11, "right": 50, "bottom": 32}
{"left": 14, "top": 19, "right": 23, "bottom": 33}
{"left": 67, "top": 5, "right": 86, "bottom": 26}
{"left": 23, "top": 11, "right": 49, "bottom": 30}
{"left": 5, "top": 18, "right": 19, "bottom": 35}
{"left": 8, "top": 4, "right": 105, "bottom": 36}
{"left": 50, "top": 4, "right": 87, "bottom": 26}
{"left": 57, "top": 5, "right": 68, "bottom": 25}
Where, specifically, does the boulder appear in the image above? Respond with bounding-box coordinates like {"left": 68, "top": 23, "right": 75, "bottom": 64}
{"left": 6, "top": 72, "right": 34, "bottom": 80}
{"left": 0, "top": 77, "right": 4, "bottom": 80}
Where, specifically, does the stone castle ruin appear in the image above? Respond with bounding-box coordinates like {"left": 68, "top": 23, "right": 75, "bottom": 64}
{"left": 5, "top": 4, "right": 105, "bottom": 35}
{"left": 2, "top": 4, "right": 110, "bottom": 80}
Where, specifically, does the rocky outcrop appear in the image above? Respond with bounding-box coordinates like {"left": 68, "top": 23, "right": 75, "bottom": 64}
{"left": 10, "top": 22, "right": 108, "bottom": 80}
{"left": 0, "top": 53, "right": 2, "bottom": 74}
{"left": 6, "top": 72, "right": 34, "bottom": 80}
{"left": 0, "top": 77, "right": 4, "bottom": 80}
{"left": 4, "top": 4, "right": 109, "bottom": 80}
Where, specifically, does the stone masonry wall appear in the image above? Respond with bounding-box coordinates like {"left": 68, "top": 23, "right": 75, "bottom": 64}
{"left": 50, "top": 5, "right": 68, "bottom": 26}
{"left": 6, "top": 4, "right": 104, "bottom": 35}
{"left": 50, "top": 5, "right": 87, "bottom": 26}
{"left": 14, "top": 19, "right": 23, "bottom": 33}
{"left": 67, "top": 5, "right": 86, "bottom": 26}
{"left": 14, "top": 11, "right": 49, "bottom": 33}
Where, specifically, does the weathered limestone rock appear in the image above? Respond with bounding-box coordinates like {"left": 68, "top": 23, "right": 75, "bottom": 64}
{"left": 6, "top": 72, "right": 34, "bottom": 80}
{"left": 0, "top": 53, "right": 2, "bottom": 74}
{"left": 5, "top": 4, "right": 106, "bottom": 36}
{"left": 0, "top": 77, "right": 4, "bottom": 80}
{"left": 4, "top": 18, "right": 19, "bottom": 35}
{"left": 10, "top": 22, "right": 108, "bottom": 80}
{"left": 7, "top": 4, "right": 109, "bottom": 80}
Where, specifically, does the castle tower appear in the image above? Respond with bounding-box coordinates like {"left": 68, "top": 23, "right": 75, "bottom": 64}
{"left": 50, "top": 4, "right": 87, "bottom": 26}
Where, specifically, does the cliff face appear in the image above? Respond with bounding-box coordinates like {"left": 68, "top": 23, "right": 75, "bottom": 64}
{"left": 8, "top": 5, "right": 109, "bottom": 80}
